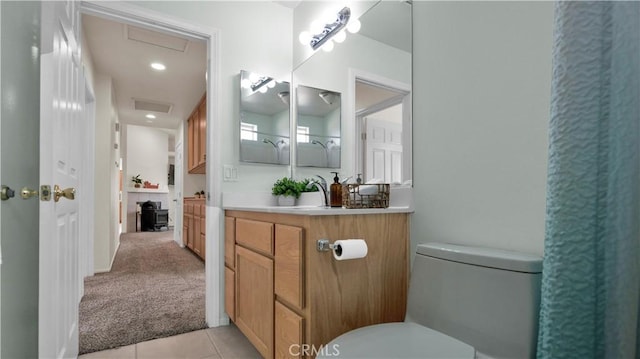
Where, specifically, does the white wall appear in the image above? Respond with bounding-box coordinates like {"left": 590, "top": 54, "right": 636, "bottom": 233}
{"left": 125, "top": 124, "right": 169, "bottom": 189}
{"left": 412, "top": 1, "right": 554, "bottom": 257}
{"left": 93, "top": 74, "right": 121, "bottom": 272}
{"left": 132, "top": 1, "right": 294, "bottom": 192}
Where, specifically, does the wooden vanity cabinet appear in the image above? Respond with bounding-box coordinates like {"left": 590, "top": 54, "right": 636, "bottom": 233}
{"left": 225, "top": 210, "right": 409, "bottom": 359}
{"left": 187, "top": 94, "right": 206, "bottom": 174}
{"left": 183, "top": 198, "right": 205, "bottom": 260}
{"left": 224, "top": 216, "right": 236, "bottom": 321}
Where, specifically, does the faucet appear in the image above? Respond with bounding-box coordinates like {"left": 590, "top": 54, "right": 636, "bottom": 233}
{"left": 262, "top": 138, "right": 277, "bottom": 148}
{"left": 306, "top": 175, "right": 329, "bottom": 207}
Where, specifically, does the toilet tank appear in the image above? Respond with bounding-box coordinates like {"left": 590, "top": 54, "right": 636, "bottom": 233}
{"left": 405, "top": 243, "right": 543, "bottom": 359}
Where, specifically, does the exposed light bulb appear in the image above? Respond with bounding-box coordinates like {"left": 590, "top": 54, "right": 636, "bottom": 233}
{"left": 299, "top": 31, "right": 311, "bottom": 45}
{"left": 310, "top": 19, "right": 324, "bottom": 34}
{"left": 333, "top": 30, "right": 346, "bottom": 43}
{"left": 322, "top": 39, "right": 334, "bottom": 52}
{"left": 249, "top": 73, "right": 259, "bottom": 83}
{"left": 241, "top": 78, "right": 251, "bottom": 89}
{"left": 259, "top": 86, "right": 268, "bottom": 93}
{"left": 347, "top": 19, "right": 361, "bottom": 33}
{"left": 267, "top": 80, "right": 276, "bottom": 88}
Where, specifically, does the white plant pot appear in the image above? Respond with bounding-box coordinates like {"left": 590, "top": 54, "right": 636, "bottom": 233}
{"left": 277, "top": 195, "right": 296, "bottom": 206}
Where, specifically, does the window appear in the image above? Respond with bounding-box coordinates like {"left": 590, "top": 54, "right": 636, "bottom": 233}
{"left": 297, "top": 126, "right": 310, "bottom": 143}
{"left": 241, "top": 122, "right": 258, "bottom": 141}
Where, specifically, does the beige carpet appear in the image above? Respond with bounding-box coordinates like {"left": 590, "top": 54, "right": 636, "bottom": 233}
{"left": 79, "top": 231, "right": 206, "bottom": 354}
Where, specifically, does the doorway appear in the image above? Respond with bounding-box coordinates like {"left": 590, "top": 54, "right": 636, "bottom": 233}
{"left": 354, "top": 76, "right": 411, "bottom": 184}
{"left": 77, "top": 0, "right": 222, "bottom": 349}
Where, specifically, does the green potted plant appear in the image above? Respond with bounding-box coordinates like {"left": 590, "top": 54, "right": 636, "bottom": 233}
{"left": 131, "top": 174, "right": 142, "bottom": 188}
{"left": 272, "top": 177, "right": 302, "bottom": 206}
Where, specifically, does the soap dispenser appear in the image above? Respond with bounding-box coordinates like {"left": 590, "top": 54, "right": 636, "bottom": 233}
{"left": 330, "top": 172, "right": 343, "bottom": 208}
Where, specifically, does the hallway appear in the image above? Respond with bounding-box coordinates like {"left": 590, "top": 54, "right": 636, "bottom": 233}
{"left": 80, "top": 231, "right": 205, "bottom": 354}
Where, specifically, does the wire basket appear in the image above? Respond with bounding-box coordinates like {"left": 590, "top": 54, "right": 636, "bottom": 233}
{"left": 342, "top": 183, "right": 390, "bottom": 209}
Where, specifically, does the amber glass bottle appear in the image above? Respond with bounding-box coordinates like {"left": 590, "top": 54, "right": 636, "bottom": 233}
{"left": 330, "top": 172, "right": 343, "bottom": 207}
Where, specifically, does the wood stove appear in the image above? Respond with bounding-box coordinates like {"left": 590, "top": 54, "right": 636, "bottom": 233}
{"left": 139, "top": 201, "right": 168, "bottom": 231}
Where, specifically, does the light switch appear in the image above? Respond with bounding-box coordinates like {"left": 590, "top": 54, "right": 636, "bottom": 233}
{"left": 223, "top": 165, "right": 238, "bottom": 181}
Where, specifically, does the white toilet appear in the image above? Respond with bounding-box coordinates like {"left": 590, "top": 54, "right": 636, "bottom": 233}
{"left": 318, "top": 242, "right": 543, "bottom": 358}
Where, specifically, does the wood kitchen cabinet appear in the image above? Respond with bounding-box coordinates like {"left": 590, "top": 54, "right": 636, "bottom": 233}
{"left": 224, "top": 210, "right": 409, "bottom": 359}
{"left": 183, "top": 198, "right": 205, "bottom": 260}
{"left": 187, "top": 94, "right": 206, "bottom": 174}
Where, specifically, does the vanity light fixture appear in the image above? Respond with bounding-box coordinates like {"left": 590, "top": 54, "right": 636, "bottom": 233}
{"left": 278, "top": 91, "right": 290, "bottom": 105}
{"left": 301, "top": 6, "right": 356, "bottom": 51}
{"left": 241, "top": 73, "right": 274, "bottom": 93}
{"left": 319, "top": 91, "right": 337, "bottom": 105}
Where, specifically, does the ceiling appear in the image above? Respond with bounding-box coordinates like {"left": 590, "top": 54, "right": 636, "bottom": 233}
{"left": 82, "top": 14, "right": 207, "bottom": 140}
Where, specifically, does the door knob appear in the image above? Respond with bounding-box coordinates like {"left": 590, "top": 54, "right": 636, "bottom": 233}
{"left": 20, "top": 187, "right": 38, "bottom": 200}
{"left": 54, "top": 185, "right": 75, "bottom": 202}
{"left": 1, "top": 185, "right": 15, "bottom": 201}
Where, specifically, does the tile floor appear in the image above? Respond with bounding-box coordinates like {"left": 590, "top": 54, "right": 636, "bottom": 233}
{"left": 78, "top": 324, "right": 261, "bottom": 359}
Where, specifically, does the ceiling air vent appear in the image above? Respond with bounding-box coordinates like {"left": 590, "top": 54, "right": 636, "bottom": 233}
{"left": 126, "top": 24, "right": 189, "bottom": 52}
{"left": 133, "top": 98, "right": 173, "bottom": 114}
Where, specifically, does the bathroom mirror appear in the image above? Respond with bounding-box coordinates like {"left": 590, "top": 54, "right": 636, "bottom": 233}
{"left": 239, "top": 70, "right": 291, "bottom": 165}
{"left": 292, "top": 1, "right": 412, "bottom": 184}
{"left": 295, "top": 85, "right": 341, "bottom": 168}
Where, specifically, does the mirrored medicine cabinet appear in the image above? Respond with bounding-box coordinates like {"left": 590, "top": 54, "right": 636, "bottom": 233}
{"left": 238, "top": 1, "right": 412, "bottom": 185}
{"left": 239, "top": 70, "right": 291, "bottom": 165}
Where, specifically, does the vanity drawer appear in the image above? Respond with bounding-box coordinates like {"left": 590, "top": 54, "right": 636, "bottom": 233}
{"left": 236, "top": 218, "right": 274, "bottom": 256}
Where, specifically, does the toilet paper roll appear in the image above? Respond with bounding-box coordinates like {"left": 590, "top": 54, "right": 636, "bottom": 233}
{"left": 333, "top": 239, "right": 368, "bottom": 261}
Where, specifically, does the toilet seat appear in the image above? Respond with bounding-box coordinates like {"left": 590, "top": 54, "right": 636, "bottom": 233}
{"left": 318, "top": 322, "right": 474, "bottom": 358}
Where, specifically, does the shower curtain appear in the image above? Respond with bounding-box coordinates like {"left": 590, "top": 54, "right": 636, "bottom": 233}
{"left": 537, "top": 2, "right": 639, "bottom": 358}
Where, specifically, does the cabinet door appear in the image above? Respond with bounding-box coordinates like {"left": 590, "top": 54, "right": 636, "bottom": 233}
{"left": 193, "top": 216, "right": 201, "bottom": 256}
{"left": 187, "top": 115, "right": 196, "bottom": 170}
{"left": 225, "top": 217, "right": 235, "bottom": 268}
{"left": 182, "top": 224, "right": 189, "bottom": 247}
{"left": 225, "top": 266, "right": 235, "bottom": 322}
{"left": 199, "top": 233, "right": 206, "bottom": 258}
{"left": 275, "top": 301, "right": 304, "bottom": 359}
{"left": 198, "top": 98, "right": 207, "bottom": 166}
{"left": 235, "top": 246, "right": 274, "bottom": 359}
{"left": 275, "top": 225, "right": 304, "bottom": 310}
{"left": 186, "top": 214, "right": 194, "bottom": 249}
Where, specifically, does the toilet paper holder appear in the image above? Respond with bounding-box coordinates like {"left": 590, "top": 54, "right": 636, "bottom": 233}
{"left": 317, "top": 239, "right": 341, "bottom": 255}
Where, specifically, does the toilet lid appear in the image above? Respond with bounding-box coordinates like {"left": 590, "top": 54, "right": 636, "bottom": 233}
{"left": 318, "top": 322, "right": 474, "bottom": 359}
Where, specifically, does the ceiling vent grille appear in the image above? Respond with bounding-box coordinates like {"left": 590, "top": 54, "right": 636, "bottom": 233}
{"left": 126, "top": 25, "right": 189, "bottom": 52}
{"left": 133, "top": 98, "right": 173, "bottom": 114}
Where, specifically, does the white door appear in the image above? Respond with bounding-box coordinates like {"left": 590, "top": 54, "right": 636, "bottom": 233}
{"left": 39, "top": 2, "right": 84, "bottom": 358}
{"left": 364, "top": 117, "right": 403, "bottom": 183}
{"left": 174, "top": 141, "right": 184, "bottom": 246}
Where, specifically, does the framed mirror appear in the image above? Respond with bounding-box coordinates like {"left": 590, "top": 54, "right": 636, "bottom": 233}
{"left": 239, "top": 70, "right": 291, "bottom": 165}
{"left": 292, "top": 1, "right": 412, "bottom": 184}
{"left": 295, "top": 85, "right": 341, "bottom": 168}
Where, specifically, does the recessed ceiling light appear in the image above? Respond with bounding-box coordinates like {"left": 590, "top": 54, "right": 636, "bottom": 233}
{"left": 150, "top": 62, "right": 166, "bottom": 71}
{"left": 145, "top": 114, "right": 156, "bottom": 119}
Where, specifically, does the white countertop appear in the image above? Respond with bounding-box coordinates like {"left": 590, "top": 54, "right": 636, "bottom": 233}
{"left": 223, "top": 187, "right": 414, "bottom": 216}
{"left": 224, "top": 205, "right": 413, "bottom": 216}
